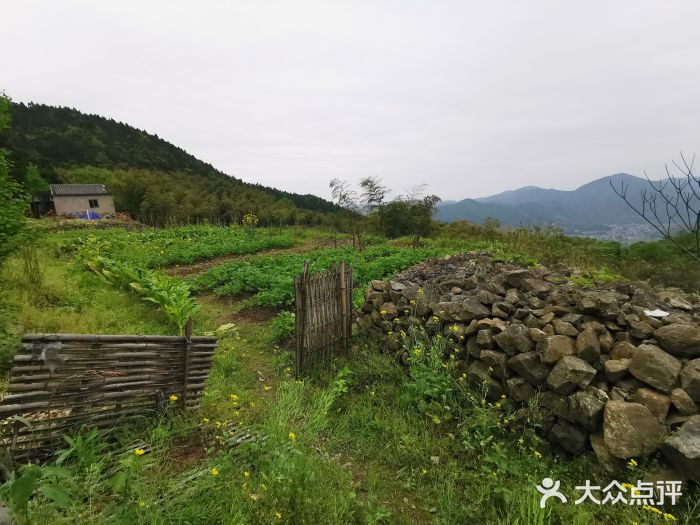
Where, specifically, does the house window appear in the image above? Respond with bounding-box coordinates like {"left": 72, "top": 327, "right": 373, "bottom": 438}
{"left": 89, "top": 199, "right": 99, "bottom": 208}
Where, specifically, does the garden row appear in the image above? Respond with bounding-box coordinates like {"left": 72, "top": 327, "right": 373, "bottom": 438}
{"left": 55, "top": 224, "right": 295, "bottom": 268}
{"left": 192, "top": 246, "right": 467, "bottom": 307}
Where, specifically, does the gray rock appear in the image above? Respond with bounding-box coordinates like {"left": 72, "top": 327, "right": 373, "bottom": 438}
{"left": 433, "top": 300, "right": 491, "bottom": 322}
{"left": 629, "top": 344, "right": 681, "bottom": 393}
{"left": 493, "top": 323, "right": 534, "bottom": 356}
{"left": 628, "top": 318, "right": 656, "bottom": 340}
{"left": 631, "top": 387, "right": 671, "bottom": 422}
{"left": 480, "top": 349, "right": 509, "bottom": 379}
{"left": 467, "top": 360, "right": 504, "bottom": 401}
{"left": 548, "top": 419, "right": 589, "bottom": 455}
{"left": 371, "top": 280, "right": 389, "bottom": 291}
{"left": 505, "top": 269, "right": 532, "bottom": 288}
{"left": 604, "top": 359, "right": 631, "bottom": 382}
{"left": 590, "top": 432, "right": 624, "bottom": 473}
{"left": 568, "top": 389, "right": 607, "bottom": 431}
{"left": 610, "top": 341, "right": 636, "bottom": 360}
{"left": 661, "top": 415, "right": 700, "bottom": 482}
{"left": 476, "top": 329, "right": 495, "bottom": 349}
{"left": 603, "top": 400, "right": 667, "bottom": 458}
{"left": 540, "top": 335, "right": 576, "bottom": 364}
{"left": 505, "top": 377, "right": 536, "bottom": 403}
{"left": 524, "top": 278, "right": 554, "bottom": 298}
{"left": 681, "top": 359, "right": 700, "bottom": 402}
{"left": 655, "top": 323, "right": 700, "bottom": 358}
{"left": 671, "top": 388, "right": 698, "bottom": 416}
{"left": 577, "top": 291, "right": 620, "bottom": 320}
{"left": 553, "top": 319, "right": 579, "bottom": 337}
{"left": 508, "top": 351, "right": 552, "bottom": 387}
{"left": 546, "top": 355, "right": 596, "bottom": 395}
{"left": 576, "top": 327, "right": 601, "bottom": 362}
{"left": 379, "top": 302, "right": 399, "bottom": 318}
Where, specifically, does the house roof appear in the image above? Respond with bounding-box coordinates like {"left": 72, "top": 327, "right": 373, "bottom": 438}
{"left": 49, "top": 184, "right": 112, "bottom": 197}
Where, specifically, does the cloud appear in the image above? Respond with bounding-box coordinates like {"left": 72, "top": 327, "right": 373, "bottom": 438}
{"left": 3, "top": 0, "right": 699, "bottom": 200}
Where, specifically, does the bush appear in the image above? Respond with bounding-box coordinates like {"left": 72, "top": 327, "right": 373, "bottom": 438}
{"left": 270, "top": 311, "right": 295, "bottom": 343}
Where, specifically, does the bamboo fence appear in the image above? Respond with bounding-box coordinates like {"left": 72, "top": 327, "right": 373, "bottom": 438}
{"left": 0, "top": 330, "right": 217, "bottom": 463}
{"left": 294, "top": 262, "right": 352, "bottom": 374}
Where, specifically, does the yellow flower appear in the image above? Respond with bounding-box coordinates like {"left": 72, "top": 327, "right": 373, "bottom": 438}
{"left": 410, "top": 299, "right": 416, "bottom": 305}
{"left": 380, "top": 310, "right": 387, "bottom": 316}
{"left": 628, "top": 458, "right": 638, "bottom": 468}
{"left": 288, "top": 432, "right": 296, "bottom": 441}
{"left": 210, "top": 467, "right": 219, "bottom": 477}
{"left": 533, "top": 450, "right": 542, "bottom": 459}
{"left": 244, "top": 471, "right": 251, "bottom": 478}
{"left": 518, "top": 438, "right": 524, "bottom": 445}
{"left": 230, "top": 394, "right": 239, "bottom": 401}
{"left": 622, "top": 482, "right": 635, "bottom": 490}
{"left": 263, "top": 385, "right": 272, "bottom": 391}
{"left": 663, "top": 513, "right": 676, "bottom": 521}
{"left": 134, "top": 448, "right": 145, "bottom": 456}
{"left": 417, "top": 288, "right": 424, "bottom": 296}
{"left": 169, "top": 394, "right": 178, "bottom": 402}
{"left": 202, "top": 417, "right": 209, "bottom": 423}
{"left": 421, "top": 468, "right": 428, "bottom": 475}
{"left": 216, "top": 421, "right": 222, "bottom": 428}
{"left": 138, "top": 500, "right": 145, "bottom": 507}
{"left": 275, "top": 512, "right": 282, "bottom": 519}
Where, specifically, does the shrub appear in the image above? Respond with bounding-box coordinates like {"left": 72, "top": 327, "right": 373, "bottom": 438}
{"left": 270, "top": 311, "right": 295, "bottom": 343}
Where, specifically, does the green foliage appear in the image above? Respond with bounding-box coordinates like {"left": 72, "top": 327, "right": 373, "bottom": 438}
{"left": 57, "top": 224, "right": 295, "bottom": 268}
{"left": 195, "top": 245, "right": 461, "bottom": 307}
{"left": 270, "top": 311, "right": 296, "bottom": 343}
{"left": 401, "top": 329, "right": 454, "bottom": 424}
{"left": 0, "top": 105, "right": 29, "bottom": 263}
{"left": 84, "top": 254, "right": 199, "bottom": 334}
{"left": 23, "top": 163, "right": 48, "bottom": 196}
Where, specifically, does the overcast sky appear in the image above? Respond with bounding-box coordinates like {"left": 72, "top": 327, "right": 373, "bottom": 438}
{"left": 3, "top": 1, "right": 700, "bottom": 201}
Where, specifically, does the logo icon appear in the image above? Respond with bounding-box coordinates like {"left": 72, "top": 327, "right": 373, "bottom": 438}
{"left": 536, "top": 478, "right": 567, "bottom": 508}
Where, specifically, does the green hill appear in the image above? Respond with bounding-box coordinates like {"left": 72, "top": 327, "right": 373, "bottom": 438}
{"left": 0, "top": 102, "right": 340, "bottom": 225}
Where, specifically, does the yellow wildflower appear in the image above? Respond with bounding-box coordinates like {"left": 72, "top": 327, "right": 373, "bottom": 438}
{"left": 380, "top": 310, "right": 387, "bottom": 316}
{"left": 275, "top": 512, "right": 282, "bottom": 519}
{"left": 169, "top": 394, "right": 178, "bottom": 402}
{"left": 210, "top": 467, "right": 219, "bottom": 477}
{"left": 533, "top": 450, "right": 542, "bottom": 459}
{"left": 138, "top": 500, "right": 145, "bottom": 507}
{"left": 628, "top": 458, "right": 638, "bottom": 468}
{"left": 230, "top": 394, "right": 239, "bottom": 401}
{"left": 421, "top": 468, "right": 428, "bottom": 475}
{"left": 288, "top": 431, "right": 296, "bottom": 441}
{"left": 216, "top": 421, "right": 222, "bottom": 428}
{"left": 134, "top": 448, "right": 145, "bottom": 456}
{"left": 244, "top": 471, "right": 251, "bottom": 478}
{"left": 663, "top": 513, "right": 676, "bottom": 521}
{"left": 202, "top": 417, "right": 209, "bottom": 423}
{"left": 263, "top": 385, "right": 272, "bottom": 391}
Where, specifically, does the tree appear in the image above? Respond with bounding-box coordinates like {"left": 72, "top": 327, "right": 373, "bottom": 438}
{"left": 611, "top": 153, "right": 700, "bottom": 262}
{"left": 23, "top": 164, "right": 48, "bottom": 196}
{"left": 0, "top": 93, "right": 29, "bottom": 263}
{"left": 329, "top": 178, "right": 363, "bottom": 250}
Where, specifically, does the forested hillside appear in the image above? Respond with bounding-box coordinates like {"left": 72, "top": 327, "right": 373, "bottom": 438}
{"left": 0, "top": 102, "right": 340, "bottom": 224}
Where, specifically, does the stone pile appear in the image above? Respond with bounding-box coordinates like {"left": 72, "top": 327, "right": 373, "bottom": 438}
{"left": 355, "top": 252, "right": 700, "bottom": 479}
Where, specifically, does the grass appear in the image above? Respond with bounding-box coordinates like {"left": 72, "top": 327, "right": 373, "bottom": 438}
{"left": 0, "top": 224, "right": 698, "bottom": 523}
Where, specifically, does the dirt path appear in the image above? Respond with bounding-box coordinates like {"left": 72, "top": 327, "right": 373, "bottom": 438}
{"left": 166, "top": 238, "right": 353, "bottom": 277}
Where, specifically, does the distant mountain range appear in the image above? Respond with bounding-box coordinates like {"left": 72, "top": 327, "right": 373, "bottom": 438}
{"left": 435, "top": 174, "right": 685, "bottom": 242}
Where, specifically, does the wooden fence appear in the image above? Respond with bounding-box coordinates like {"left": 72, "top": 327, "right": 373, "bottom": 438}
{"left": 0, "top": 329, "right": 216, "bottom": 464}
{"left": 294, "top": 262, "right": 352, "bottom": 374}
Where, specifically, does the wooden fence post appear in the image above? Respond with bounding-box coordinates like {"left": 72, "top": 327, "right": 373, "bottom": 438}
{"left": 339, "top": 262, "right": 348, "bottom": 352}
{"left": 182, "top": 317, "right": 193, "bottom": 409}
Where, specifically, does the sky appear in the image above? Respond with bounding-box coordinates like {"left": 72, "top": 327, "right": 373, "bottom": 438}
{"left": 3, "top": 1, "right": 700, "bottom": 201}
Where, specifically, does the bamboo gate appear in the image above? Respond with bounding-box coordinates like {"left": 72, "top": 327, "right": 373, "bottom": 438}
{"left": 0, "top": 325, "right": 216, "bottom": 464}
{"left": 294, "top": 262, "right": 352, "bottom": 374}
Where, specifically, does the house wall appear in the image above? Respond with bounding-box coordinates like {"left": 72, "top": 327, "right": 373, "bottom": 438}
{"left": 53, "top": 195, "right": 116, "bottom": 216}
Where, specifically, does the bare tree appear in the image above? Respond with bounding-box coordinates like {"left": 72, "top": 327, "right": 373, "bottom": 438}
{"left": 610, "top": 153, "right": 700, "bottom": 262}
{"left": 329, "top": 178, "right": 363, "bottom": 250}
{"left": 359, "top": 176, "right": 388, "bottom": 213}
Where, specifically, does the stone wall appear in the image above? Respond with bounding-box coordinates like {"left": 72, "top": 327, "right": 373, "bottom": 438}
{"left": 355, "top": 252, "right": 700, "bottom": 479}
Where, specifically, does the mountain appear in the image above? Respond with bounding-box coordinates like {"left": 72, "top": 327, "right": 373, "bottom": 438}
{"left": 435, "top": 174, "right": 688, "bottom": 241}
{"left": 0, "top": 102, "right": 341, "bottom": 224}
